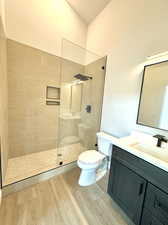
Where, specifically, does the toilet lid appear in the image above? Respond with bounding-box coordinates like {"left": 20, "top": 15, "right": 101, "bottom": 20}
{"left": 78, "top": 150, "right": 105, "bottom": 164}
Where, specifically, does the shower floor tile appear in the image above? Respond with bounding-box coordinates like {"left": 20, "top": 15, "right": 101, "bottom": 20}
{"left": 3, "top": 143, "right": 85, "bottom": 186}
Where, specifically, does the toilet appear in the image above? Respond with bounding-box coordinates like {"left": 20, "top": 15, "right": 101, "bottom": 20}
{"left": 77, "top": 132, "right": 112, "bottom": 186}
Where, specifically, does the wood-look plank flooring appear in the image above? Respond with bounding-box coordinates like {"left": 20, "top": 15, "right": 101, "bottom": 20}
{"left": 0, "top": 167, "right": 134, "bottom": 225}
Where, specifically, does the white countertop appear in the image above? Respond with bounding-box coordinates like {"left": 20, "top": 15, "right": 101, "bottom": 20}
{"left": 98, "top": 131, "right": 168, "bottom": 173}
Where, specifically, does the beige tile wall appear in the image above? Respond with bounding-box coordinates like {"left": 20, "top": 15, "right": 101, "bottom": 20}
{"left": 59, "top": 58, "right": 85, "bottom": 116}
{"left": 7, "top": 40, "right": 61, "bottom": 158}
{"left": 7, "top": 39, "right": 106, "bottom": 163}
{"left": 59, "top": 57, "right": 106, "bottom": 150}
{"left": 7, "top": 40, "right": 88, "bottom": 159}
{"left": 0, "top": 17, "right": 9, "bottom": 181}
{"left": 59, "top": 58, "right": 84, "bottom": 146}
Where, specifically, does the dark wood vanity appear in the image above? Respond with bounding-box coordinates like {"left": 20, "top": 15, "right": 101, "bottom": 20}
{"left": 108, "top": 145, "right": 168, "bottom": 225}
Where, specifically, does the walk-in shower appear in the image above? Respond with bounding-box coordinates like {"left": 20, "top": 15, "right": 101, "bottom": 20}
{"left": 0, "top": 38, "right": 106, "bottom": 186}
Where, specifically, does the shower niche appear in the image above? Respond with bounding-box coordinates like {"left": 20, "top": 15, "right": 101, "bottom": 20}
{"left": 46, "top": 86, "right": 60, "bottom": 105}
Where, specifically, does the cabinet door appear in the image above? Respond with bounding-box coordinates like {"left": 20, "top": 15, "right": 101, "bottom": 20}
{"left": 141, "top": 209, "right": 163, "bottom": 225}
{"left": 108, "top": 159, "right": 147, "bottom": 225}
{"left": 144, "top": 183, "right": 168, "bottom": 224}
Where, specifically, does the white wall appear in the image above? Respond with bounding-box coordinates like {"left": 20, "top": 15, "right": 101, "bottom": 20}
{"left": 87, "top": 0, "right": 168, "bottom": 137}
{"left": 5, "top": 0, "right": 87, "bottom": 57}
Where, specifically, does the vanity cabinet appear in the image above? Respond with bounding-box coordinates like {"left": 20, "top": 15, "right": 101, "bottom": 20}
{"left": 143, "top": 183, "right": 168, "bottom": 225}
{"left": 108, "top": 159, "right": 146, "bottom": 225}
{"left": 108, "top": 145, "right": 168, "bottom": 225}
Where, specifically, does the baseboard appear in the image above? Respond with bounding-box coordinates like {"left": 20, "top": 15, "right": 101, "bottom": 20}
{"left": 2, "top": 162, "right": 77, "bottom": 197}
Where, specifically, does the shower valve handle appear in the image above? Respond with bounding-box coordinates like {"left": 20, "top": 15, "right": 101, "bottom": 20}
{"left": 85, "top": 105, "right": 91, "bottom": 113}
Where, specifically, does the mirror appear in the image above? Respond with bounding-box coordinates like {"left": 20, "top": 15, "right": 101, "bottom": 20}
{"left": 137, "top": 60, "right": 168, "bottom": 131}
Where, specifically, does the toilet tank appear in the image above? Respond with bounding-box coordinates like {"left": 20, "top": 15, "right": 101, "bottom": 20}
{"left": 97, "top": 132, "right": 115, "bottom": 156}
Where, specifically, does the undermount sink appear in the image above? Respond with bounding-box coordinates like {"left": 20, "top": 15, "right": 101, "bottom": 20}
{"left": 131, "top": 143, "right": 168, "bottom": 163}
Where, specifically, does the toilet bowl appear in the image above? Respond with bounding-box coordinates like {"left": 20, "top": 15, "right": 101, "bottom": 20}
{"left": 77, "top": 150, "right": 107, "bottom": 186}
{"left": 77, "top": 132, "right": 112, "bottom": 186}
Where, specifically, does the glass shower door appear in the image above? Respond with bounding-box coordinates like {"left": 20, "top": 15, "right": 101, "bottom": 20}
{"left": 57, "top": 39, "right": 106, "bottom": 166}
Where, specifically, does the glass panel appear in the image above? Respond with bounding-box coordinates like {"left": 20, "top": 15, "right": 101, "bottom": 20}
{"left": 4, "top": 40, "right": 60, "bottom": 186}
{"left": 58, "top": 39, "right": 106, "bottom": 166}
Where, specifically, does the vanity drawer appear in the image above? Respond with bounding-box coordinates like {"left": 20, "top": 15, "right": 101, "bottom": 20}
{"left": 144, "top": 183, "right": 168, "bottom": 224}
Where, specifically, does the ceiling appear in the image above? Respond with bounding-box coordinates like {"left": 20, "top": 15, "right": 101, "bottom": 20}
{"left": 66, "top": 0, "right": 111, "bottom": 24}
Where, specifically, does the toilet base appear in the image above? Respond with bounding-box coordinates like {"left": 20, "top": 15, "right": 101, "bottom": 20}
{"left": 78, "top": 168, "right": 96, "bottom": 186}
{"left": 78, "top": 168, "right": 107, "bottom": 186}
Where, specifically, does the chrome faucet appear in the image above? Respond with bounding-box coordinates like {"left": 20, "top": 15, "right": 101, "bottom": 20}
{"left": 153, "top": 135, "right": 168, "bottom": 147}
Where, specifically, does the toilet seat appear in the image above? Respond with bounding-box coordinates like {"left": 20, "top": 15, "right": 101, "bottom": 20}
{"left": 78, "top": 150, "right": 105, "bottom": 165}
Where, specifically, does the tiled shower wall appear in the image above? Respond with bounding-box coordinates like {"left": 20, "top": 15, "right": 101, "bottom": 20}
{"left": 59, "top": 58, "right": 85, "bottom": 146}
{"left": 57, "top": 57, "right": 106, "bottom": 150}
{"left": 0, "top": 17, "right": 8, "bottom": 180}
{"left": 7, "top": 40, "right": 86, "bottom": 158}
{"left": 7, "top": 39, "right": 106, "bottom": 159}
{"left": 7, "top": 40, "right": 63, "bottom": 158}
{"left": 7, "top": 40, "right": 60, "bottom": 158}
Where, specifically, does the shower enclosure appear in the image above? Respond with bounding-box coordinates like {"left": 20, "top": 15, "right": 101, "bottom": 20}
{"left": 1, "top": 39, "right": 106, "bottom": 186}
{"left": 57, "top": 40, "right": 106, "bottom": 167}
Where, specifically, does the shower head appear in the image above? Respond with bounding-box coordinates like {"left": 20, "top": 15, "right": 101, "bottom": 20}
{"left": 74, "top": 74, "right": 92, "bottom": 81}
